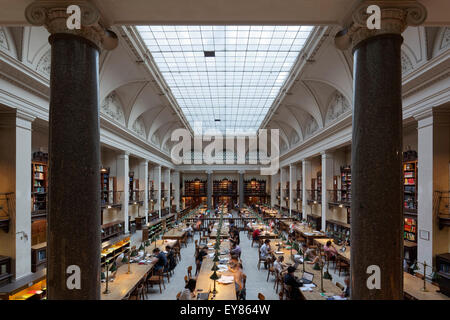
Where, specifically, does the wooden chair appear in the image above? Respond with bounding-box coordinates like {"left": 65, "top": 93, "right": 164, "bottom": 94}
{"left": 184, "top": 275, "right": 189, "bottom": 285}
{"left": 174, "top": 245, "right": 181, "bottom": 263}
{"left": 146, "top": 269, "right": 165, "bottom": 294}
{"left": 274, "top": 269, "right": 283, "bottom": 293}
{"left": 162, "top": 264, "right": 171, "bottom": 283}
{"left": 187, "top": 266, "right": 193, "bottom": 279}
{"left": 258, "top": 293, "right": 265, "bottom": 300}
{"left": 176, "top": 291, "right": 181, "bottom": 300}
{"left": 257, "top": 250, "right": 267, "bottom": 270}
{"left": 237, "top": 274, "right": 247, "bottom": 300}
{"left": 336, "top": 257, "right": 350, "bottom": 276}
{"left": 194, "top": 239, "right": 199, "bottom": 252}
{"left": 336, "top": 282, "right": 344, "bottom": 291}
{"left": 129, "top": 283, "right": 146, "bottom": 300}
{"left": 266, "top": 257, "right": 276, "bottom": 282}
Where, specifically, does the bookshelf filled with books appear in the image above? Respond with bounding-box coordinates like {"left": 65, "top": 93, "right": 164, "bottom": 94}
{"left": 31, "top": 160, "right": 47, "bottom": 219}
{"left": 403, "top": 160, "right": 418, "bottom": 214}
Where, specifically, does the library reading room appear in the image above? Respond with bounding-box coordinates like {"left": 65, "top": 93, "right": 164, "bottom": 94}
{"left": 0, "top": 0, "right": 449, "bottom": 305}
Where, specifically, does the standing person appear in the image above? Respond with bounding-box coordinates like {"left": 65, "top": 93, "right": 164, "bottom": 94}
{"left": 195, "top": 246, "right": 208, "bottom": 275}
{"left": 260, "top": 239, "right": 272, "bottom": 269}
{"left": 179, "top": 279, "right": 197, "bottom": 300}
{"left": 252, "top": 228, "right": 262, "bottom": 243}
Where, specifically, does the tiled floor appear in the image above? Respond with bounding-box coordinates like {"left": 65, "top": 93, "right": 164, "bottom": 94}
{"left": 129, "top": 213, "right": 347, "bottom": 300}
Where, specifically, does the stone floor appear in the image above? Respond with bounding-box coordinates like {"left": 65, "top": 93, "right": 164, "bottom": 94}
{"left": 129, "top": 213, "right": 348, "bottom": 300}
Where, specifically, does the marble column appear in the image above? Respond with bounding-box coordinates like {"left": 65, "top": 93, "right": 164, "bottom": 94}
{"left": 335, "top": 0, "right": 427, "bottom": 300}
{"left": 302, "top": 160, "right": 312, "bottom": 221}
{"left": 321, "top": 152, "right": 334, "bottom": 231}
{"left": 139, "top": 160, "right": 148, "bottom": 224}
{"left": 25, "top": 1, "right": 118, "bottom": 299}
{"left": 238, "top": 170, "right": 245, "bottom": 208}
{"left": 206, "top": 170, "right": 213, "bottom": 210}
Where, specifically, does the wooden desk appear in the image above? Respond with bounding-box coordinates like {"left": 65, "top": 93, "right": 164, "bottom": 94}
{"left": 162, "top": 228, "right": 186, "bottom": 241}
{"left": 403, "top": 272, "right": 449, "bottom": 300}
{"left": 101, "top": 263, "right": 153, "bottom": 300}
{"left": 194, "top": 241, "right": 237, "bottom": 300}
{"left": 293, "top": 258, "right": 343, "bottom": 300}
{"left": 314, "top": 238, "right": 350, "bottom": 263}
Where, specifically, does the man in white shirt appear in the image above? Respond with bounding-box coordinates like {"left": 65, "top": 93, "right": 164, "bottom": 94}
{"left": 260, "top": 239, "right": 271, "bottom": 269}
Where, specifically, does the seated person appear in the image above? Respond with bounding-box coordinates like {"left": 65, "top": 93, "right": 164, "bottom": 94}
{"left": 274, "top": 255, "right": 288, "bottom": 274}
{"left": 323, "top": 240, "right": 338, "bottom": 258}
{"left": 230, "top": 241, "right": 241, "bottom": 256}
{"left": 229, "top": 259, "right": 246, "bottom": 299}
{"left": 260, "top": 239, "right": 272, "bottom": 268}
{"left": 284, "top": 266, "right": 303, "bottom": 300}
{"left": 152, "top": 248, "right": 167, "bottom": 272}
{"left": 166, "top": 245, "right": 176, "bottom": 271}
{"left": 252, "top": 228, "right": 262, "bottom": 242}
{"left": 179, "top": 279, "right": 197, "bottom": 300}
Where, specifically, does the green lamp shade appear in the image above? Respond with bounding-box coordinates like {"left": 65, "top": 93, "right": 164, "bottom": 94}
{"left": 211, "top": 263, "right": 219, "bottom": 271}
{"left": 145, "top": 240, "right": 150, "bottom": 247}
{"left": 324, "top": 271, "right": 332, "bottom": 280}
{"left": 313, "top": 262, "right": 321, "bottom": 270}
{"left": 121, "top": 255, "right": 129, "bottom": 263}
{"left": 130, "top": 249, "right": 138, "bottom": 257}
{"left": 138, "top": 243, "right": 145, "bottom": 251}
{"left": 101, "top": 271, "right": 106, "bottom": 280}
{"left": 304, "top": 256, "right": 311, "bottom": 262}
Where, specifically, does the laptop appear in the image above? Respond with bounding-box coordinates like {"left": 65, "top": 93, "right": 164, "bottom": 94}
{"left": 301, "top": 271, "right": 314, "bottom": 284}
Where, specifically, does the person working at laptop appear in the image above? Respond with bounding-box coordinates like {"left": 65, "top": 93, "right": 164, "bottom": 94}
{"left": 284, "top": 266, "right": 304, "bottom": 300}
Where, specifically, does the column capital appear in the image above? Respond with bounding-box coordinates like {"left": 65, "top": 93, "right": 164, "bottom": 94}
{"left": 206, "top": 170, "right": 213, "bottom": 174}
{"left": 321, "top": 151, "right": 334, "bottom": 159}
{"left": 25, "top": 0, "right": 118, "bottom": 50}
{"left": 238, "top": 170, "right": 245, "bottom": 174}
{"left": 335, "top": 0, "right": 427, "bottom": 51}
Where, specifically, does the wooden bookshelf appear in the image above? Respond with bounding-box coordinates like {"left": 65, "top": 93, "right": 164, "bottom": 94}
{"left": 341, "top": 165, "right": 351, "bottom": 204}
{"left": 213, "top": 179, "right": 237, "bottom": 195}
{"left": 184, "top": 179, "right": 207, "bottom": 196}
{"left": 31, "top": 160, "right": 47, "bottom": 218}
{"left": 403, "top": 160, "right": 418, "bottom": 214}
{"left": 101, "top": 235, "right": 130, "bottom": 267}
{"left": 101, "top": 220, "right": 125, "bottom": 242}
{"left": 100, "top": 167, "right": 110, "bottom": 206}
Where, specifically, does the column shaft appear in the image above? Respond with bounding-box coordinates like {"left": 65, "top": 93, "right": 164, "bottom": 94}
{"left": 239, "top": 171, "right": 244, "bottom": 208}
{"left": 47, "top": 34, "right": 101, "bottom": 299}
{"left": 117, "top": 153, "right": 129, "bottom": 233}
{"left": 302, "top": 160, "right": 311, "bottom": 220}
{"left": 321, "top": 153, "right": 334, "bottom": 231}
{"left": 351, "top": 34, "right": 403, "bottom": 299}
{"left": 207, "top": 172, "right": 212, "bottom": 210}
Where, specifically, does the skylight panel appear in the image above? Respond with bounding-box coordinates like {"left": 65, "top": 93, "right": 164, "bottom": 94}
{"left": 136, "top": 25, "right": 313, "bottom": 134}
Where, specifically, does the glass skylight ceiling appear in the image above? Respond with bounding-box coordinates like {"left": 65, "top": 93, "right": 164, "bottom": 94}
{"left": 136, "top": 26, "right": 314, "bottom": 133}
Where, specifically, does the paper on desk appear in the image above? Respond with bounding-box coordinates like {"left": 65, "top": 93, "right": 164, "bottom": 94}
{"left": 300, "top": 287, "right": 313, "bottom": 292}
{"left": 303, "top": 283, "right": 316, "bottom": 288}
{"left": 218, "top": 275, "right": 234, "bottom": 284}
{"left": 332, "top": 296, "right": 347, "bottom": 300}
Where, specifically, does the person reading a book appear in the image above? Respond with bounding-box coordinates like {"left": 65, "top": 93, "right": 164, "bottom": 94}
{"left": 230, "top": 241, "right": 241, "bottom": 257}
